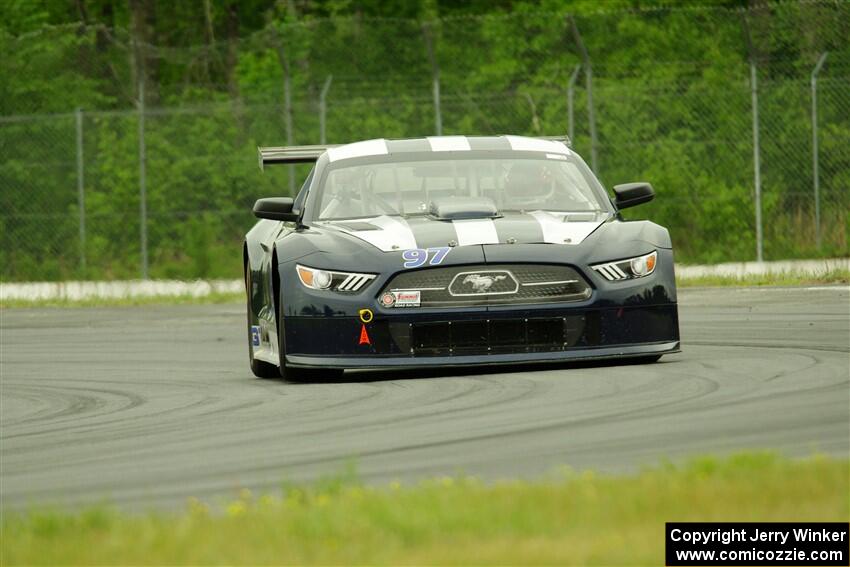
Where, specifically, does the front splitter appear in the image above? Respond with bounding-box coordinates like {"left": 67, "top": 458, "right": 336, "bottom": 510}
{"left": 285, "top": 340, "right": 680, "bottom": 370}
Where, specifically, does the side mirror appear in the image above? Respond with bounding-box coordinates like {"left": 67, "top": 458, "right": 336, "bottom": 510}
{"left": 253, "top": 197, "right": 299, "bottom": 222}
{"left": 613, "top": 182, "right": 654, "bottom": 210}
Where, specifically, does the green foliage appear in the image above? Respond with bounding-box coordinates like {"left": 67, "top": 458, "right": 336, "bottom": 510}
{"left": 1, "top": 1, "right": 848, "bottom": 281}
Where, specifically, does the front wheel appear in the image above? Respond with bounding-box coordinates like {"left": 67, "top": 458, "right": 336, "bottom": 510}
{"left": 246, "top": 268, "right": 280, "bottom": 379}
{"left": 277, "top": 318, "right": 344, "bottom": 382}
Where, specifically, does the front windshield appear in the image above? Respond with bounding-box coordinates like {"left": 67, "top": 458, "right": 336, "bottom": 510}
{"left": 315, "top": 155, "right": 607, "bottom": 220}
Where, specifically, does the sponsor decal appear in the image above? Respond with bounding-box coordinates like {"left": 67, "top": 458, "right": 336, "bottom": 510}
{"left": 402, "top": 246, "right": 451, "bottom": 268}
{"left": 380, "top": 292, "right": 396, "bottom": 307}
{"left": 250, "top": 325, "right": 261, "bottom": 347}
{"left": 391, "top": 290, "right": 421, "bottom": 308}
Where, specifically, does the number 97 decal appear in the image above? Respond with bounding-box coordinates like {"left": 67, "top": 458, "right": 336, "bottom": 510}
{"left": 402, "top": 247, "right": 451, "bottom": 268}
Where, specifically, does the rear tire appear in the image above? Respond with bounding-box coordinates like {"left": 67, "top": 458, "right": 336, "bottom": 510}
{"left": 246, "top": 267, "right": 280, "bottom": 379}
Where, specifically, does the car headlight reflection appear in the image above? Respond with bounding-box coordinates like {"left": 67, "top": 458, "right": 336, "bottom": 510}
{"left": 296, "top": 264, "right": 377, "bottom": 292}
{"left": 592, "top": 251, "right": 657, "bottom": 281}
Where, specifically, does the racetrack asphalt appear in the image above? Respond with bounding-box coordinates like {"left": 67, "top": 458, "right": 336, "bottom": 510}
{"left": 1, "top": 287, "right": 848, "bottom": 511}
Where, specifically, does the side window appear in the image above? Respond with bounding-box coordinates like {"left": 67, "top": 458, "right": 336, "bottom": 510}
{"left": 292, "top": 169, "right": 314, "bottom": 213}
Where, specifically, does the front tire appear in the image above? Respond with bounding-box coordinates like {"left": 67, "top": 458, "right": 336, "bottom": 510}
{"left": 246, "top": 268, "right": 279, "bottom": 379}
{"left": 277, "top": 316, "right": 344, "bottom": 382}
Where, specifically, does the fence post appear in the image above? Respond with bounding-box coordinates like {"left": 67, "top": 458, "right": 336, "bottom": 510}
{"left": 75, "top": 108, "right": 86, "bottom": 273}
{"left": 811, "top": 52, "right": 828, "bottom": 249}
{"left": 524, "top": 93, "right": 541, "bottom": 133}
{"left": 138, "top": 75, "right": 149, "bottom": 279}
{"left": 750, "top": 60, "right": 763, "bottom": 263}
{"left": 567, "top": 64, "right": 581, "bottom": 144}
{"left": 283, "top": 55, "right": 294, "bottom": 194}
{"left": 319, "top": 75, "right": 333, "bottom": 144}
{"left": 569, "top": 17, "right": 598, "bottom": 175}
{"left": 422, "top": 22, "right": 442, "bottom": 136}
{"left": 272, "top": 28, "right": 296, "bottom": 194}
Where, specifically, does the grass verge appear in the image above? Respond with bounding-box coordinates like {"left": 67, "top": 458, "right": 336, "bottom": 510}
{"left": 677, "top": 268, "right": 850, "bottom": 288}
{"left": 2, "top": 453, "right": 847, "bottom": 565}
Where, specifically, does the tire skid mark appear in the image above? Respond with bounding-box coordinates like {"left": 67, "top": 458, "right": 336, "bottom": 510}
{"left": 686, "top": 340, "right": 848, "bottom": 354}
{"left": 89, "top": 373, "right": 724, "bottom": 483}
{"left": 278, "top": 375, "right": 546, "bottom": 439}
{"left": 1, "top": 383, "right": 144, "bottom": 429}
{"left": 135, "top": 373, "right": 724, "bottom": 474}
{"left": 1, "top": 394, "right": 226, "bottom": 449}
{"left": 2, "top": 287, "right": 848, "bottom": 510}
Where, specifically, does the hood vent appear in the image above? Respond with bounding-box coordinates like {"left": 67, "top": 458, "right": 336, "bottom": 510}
{"left": 429, "top": 196, "right": 500, "bottom": 220}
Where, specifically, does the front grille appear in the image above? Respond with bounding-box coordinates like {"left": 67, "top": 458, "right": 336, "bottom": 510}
{"left": 448, "top": 270, "right": 519, "bottom": 296}
{"left": 391, "top": 316, "right": 587, "bottom": 355}
{"left": 382, "top": 264, "right": 591, "bottom": 307}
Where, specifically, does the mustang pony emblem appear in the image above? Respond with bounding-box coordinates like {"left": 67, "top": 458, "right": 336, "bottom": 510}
{"left": 462, "top": 274, "right": 507, "bottom": 293}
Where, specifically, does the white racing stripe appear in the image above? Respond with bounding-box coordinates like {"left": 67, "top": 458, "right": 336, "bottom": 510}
{"left": 326, "top": 139, "right": 388, "bottom": 162}
{"left": 452, "top": 219, "right": 500, "bottom": 246}
{"left": 529, "top": 210, "right": 602, "bottom": 245}
{"left": 427, "top": 136, "right": 471, "bottom": 152}
{"left": 327, "top": 211, "right": 600, "bottom": 250}
{"left": 328, "top": 215, "right": 417, "bottom": 252}
{"left": 505, "top": 135, "right": 570, "bottom": 155}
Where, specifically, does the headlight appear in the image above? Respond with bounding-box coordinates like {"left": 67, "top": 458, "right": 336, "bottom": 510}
{"left": 296, "top": 264, "right": 377, "bottom": 292}
{"left": 591, "top": 251, "right": 657, "bottom": 281}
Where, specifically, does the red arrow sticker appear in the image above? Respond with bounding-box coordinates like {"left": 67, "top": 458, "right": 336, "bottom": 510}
{"left": 358, "top": 324, "right": 371, "bottom": 345}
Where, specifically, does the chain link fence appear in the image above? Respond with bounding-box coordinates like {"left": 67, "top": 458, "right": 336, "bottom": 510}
{"left": 1, "top": 2, "right": 848, "bottom": 281}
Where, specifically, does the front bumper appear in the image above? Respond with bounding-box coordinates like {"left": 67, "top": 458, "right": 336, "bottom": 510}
{"left": 287, "top": 341, "right": 680, "bottom": 369}
{"left": 283, "top": 303, "right": 680, "bottom": 369}
{"left": 280, "top": 246, "right": 680, "bottom": 370}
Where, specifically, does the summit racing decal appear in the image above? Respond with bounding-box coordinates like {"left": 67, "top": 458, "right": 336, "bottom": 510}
{"left": 381, "top": 290, "right": 421, "bottom": 308}
{"left": 402, "top": 247, "right": 451, "bottom": 268}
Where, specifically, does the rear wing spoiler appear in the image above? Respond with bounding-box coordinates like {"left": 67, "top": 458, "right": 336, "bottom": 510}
{"left": 258, "top": 144, "right": 339, "bottom": 170}
{"left": 257, "top": 135, "right": 571, "bottom": 170}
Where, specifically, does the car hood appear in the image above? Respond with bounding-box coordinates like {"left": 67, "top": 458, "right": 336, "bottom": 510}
{"left": 313, "top": 211, "right": 607, "bottom": 252}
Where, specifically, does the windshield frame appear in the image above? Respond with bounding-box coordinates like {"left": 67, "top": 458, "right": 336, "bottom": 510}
{"left": 303, "top": 150, "right": 614, "bottom": 223}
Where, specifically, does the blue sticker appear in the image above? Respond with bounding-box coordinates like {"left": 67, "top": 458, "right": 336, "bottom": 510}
{"left": 402, "top": 247, "right": 451, "bottom": 268}
{"left": 251, "top": 325, "right": 261, "bottom": 347}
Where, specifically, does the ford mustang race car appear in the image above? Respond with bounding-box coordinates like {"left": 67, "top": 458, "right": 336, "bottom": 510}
{"left": 244, "top": 135, "right": 679, "bottom": 379}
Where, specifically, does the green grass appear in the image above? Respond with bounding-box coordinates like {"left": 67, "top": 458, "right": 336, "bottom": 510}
{"left": 677, "top": 268, "right": 850, "bottom": 288}
{"left": 2, "top": 453, "right": 847, "bottom": 565}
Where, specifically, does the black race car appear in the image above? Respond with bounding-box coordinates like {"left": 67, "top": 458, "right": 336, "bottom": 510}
{"left": 244, "top": 135, "right": 679, "bottom": 380}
